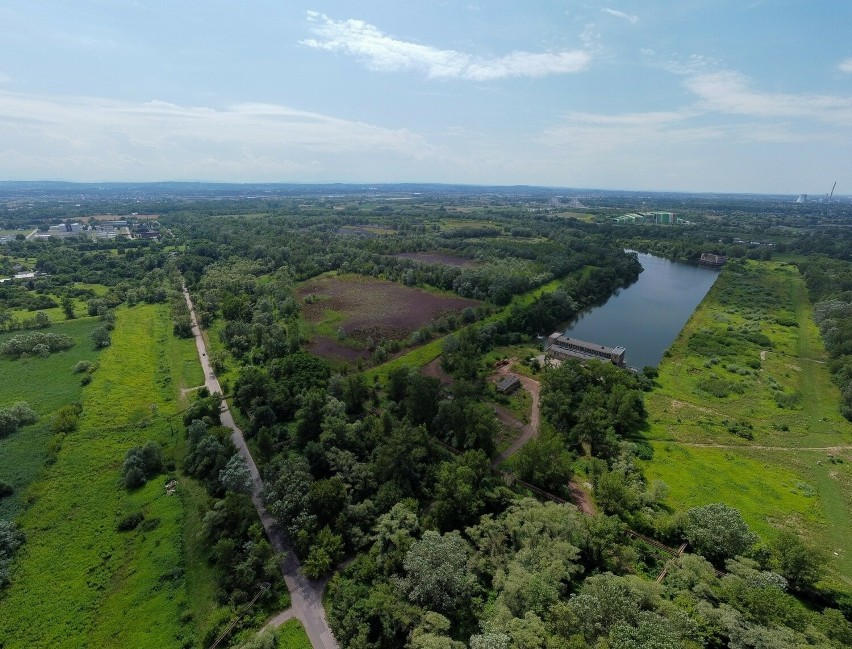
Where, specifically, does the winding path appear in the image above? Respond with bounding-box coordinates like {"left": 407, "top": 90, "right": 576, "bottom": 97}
{"left": 182, "top": 286, "right": 338, "bottom": 649}
{"left": 490, "top": 369, "right": 541, "bottom": 467}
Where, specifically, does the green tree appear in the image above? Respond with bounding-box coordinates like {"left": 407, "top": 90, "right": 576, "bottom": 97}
{"left": 90, "top": 324, "right": 111, "bottom": 349}
{"left": 432, "top": 450, "right": 507, "bottom": 531}
{"left": 513, "top": 430, "right": 573, "bottom": 494}
{"left": 403, "top": 530, "right": 472, "bottom": 612}
{"left": 371, "top": 500, "right": 420, "bottom": 574}
{"left": 219, "top": 454, "right": 254, "bottom": 494}
{"left": 771, "top": 530, "right": 826, "bottom": 592}
{"left": 302, "top": 526, "right": 344, "bottom": 578}
{"left": 683, "top": 503, "right": 758, "bottom": 565}
{"left": 61, "top": 296, "right": 75, "bottom": 320}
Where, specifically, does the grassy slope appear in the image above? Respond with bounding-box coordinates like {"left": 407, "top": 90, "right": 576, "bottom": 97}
{"left": 0, "top": 317, "right": 104, "bottom": 519}
{"left": 0, "top": 304, "right": 208, "bottom": 648}
{"left": 640, "top": 261, "right": 852, "bottom": 587}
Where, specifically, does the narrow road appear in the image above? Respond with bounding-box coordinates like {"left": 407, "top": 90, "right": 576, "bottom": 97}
{"left": 490, "top": 364, "right": 541, "bottom": 466}
{"left": 489, "top": 361, "right": 594, "bottom": 513}
{"left": 182, "top": 286, "right": 338, "bottom": 649}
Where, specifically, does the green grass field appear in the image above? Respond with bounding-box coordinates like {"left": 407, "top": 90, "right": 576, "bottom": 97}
{"left": 0, "top": 304, "right": 215, "bottom": 648}
{"left": 0, "top": 317, "right": 105, "bottom": 519}
{"left": 639, "top": 261, "right": 852, "bottom": 588}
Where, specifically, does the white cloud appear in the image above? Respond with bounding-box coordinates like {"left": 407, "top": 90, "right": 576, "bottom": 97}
{"left": 301, "top": 11, "right": 590, "bottom": 80}
{"left": 838, "top": 58, "right": 852, "bottom": 73}
{"left": 0, "top": 73, "right": 10, "bottom": 83}
{"left": 601, "top": 8, "right": 639, "bottom": 24}
{"left": 0, "top": 91, "right": 437, "bottom": 181}
{"left": 684, "top": 70, "right": 852, "bottom": 125}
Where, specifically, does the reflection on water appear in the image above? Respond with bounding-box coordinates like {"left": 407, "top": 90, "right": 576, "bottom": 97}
{"left": 563, "top": 253, "right": 720, "bottom": 369}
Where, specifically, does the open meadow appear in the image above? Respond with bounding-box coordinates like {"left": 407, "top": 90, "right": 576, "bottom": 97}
{"left": 0, "top": 304, "right": 224, "bottom": 649}
{"left": 640, "top": 260, "right": 852, "bottom": 587}
{"left": 0, "top": 317, "right": 104, "bottom": 519}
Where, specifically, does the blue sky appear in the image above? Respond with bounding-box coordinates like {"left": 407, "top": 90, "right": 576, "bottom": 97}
{"left": 0, "top": 1, "right": 850, "bottom": 193}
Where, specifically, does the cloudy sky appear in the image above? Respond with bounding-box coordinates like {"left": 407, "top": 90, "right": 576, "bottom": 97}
{"left": 1, "top": 1, "right": 850, "bottom": 193}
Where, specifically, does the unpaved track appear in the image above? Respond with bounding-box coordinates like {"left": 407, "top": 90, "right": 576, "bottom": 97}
{"left": 488, "top": 362, "right": 593, "bottom": 512}
{"left": 490, "top": 363, "right": 541, "bottom": 466}
{"left": 182, "top": 286, "right": 338, "bottom": 649}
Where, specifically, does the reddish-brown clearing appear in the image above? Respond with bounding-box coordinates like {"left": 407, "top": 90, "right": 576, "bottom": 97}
{"left": 396, "top": 251, "right": 480, "bottom": 268}
{"left": 297, "top": 273, "right": 480, "bottom": 358}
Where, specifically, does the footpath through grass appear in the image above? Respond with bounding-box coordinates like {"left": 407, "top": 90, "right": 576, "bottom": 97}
{"left": 0, "top": 305, "right": 210, "bottom": 648}
{"left": 640, "top": 261, "right": 852, "bottom": 588}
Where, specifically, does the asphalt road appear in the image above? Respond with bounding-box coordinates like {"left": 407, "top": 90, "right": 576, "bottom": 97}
{"left": 182, "top": 286, "right": 338, "bottom": 649}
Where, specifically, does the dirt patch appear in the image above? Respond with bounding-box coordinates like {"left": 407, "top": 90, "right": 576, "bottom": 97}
{"left": 423, "top": 357, "right": 453, "bottom": 385}
{"left": 306, "top": 336, "right": 370, "bottom": 363}
{"left": 396, "top": 251, "right": 480, "bottom": 268}
{"left": 298, "top": 273, "right": 480, "bottom": 357}
{"left": 569, "top": 480, "right": 596, "bottom": 514}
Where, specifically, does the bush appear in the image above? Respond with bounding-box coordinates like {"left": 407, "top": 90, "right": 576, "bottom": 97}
{"left": 0, "top": 481, "right": 13, "bottom": 498}
{"left": 117, "top": 512, "right": 144, "bottom": 532}
{"left": 90, "top": 325, "right": 111, "bottom": 349}
{"left": 0, "top": 520, "right": 26, "bottom": 587}
{"left": 72, "top": 360, "right": 92, "bottom": 374}
{"left": 0, "top": 402, "right": 38, "bottom": 438}
{"left": 138, "top": 517, "right": 161, "bottom": 532}
{"left": 121, "top": 441, "right": 164, "bottom": 489}
{"left": 52, "top": 403, "right": 81, "bottom": 434}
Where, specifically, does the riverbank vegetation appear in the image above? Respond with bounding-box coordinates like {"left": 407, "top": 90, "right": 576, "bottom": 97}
{"left": 641, "top": 260, "right": 852, "bottom": 590}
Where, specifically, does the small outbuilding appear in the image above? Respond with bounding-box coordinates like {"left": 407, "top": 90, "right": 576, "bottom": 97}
{"left": 496, "top": 373, "right": 521, "bottom": 394}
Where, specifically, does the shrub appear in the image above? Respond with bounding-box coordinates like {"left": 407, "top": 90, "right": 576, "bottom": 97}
{"left": 72, "top": 360, "right": 92, "bottom": 374}
{"left": 0, "top": 481, "right": 13, "bottom": 498}
{"left": 0, "top": 402, "right": 38, "bottom": 438}
{"left": 0, "top": 520, "right": 26, "bottom": 587}
{"left": 121, "top": 441, "right": 164, "bottom": 489}
{"left": 682, "top": 503, "right": 758, "bottom": 565}
{"left": 52, "top": 403, "right": 81, "bottom": 434}
{"left": 90, "top": 325, "right": 111, "bottom": 349}
{"left": 138, "top": 517, "right": 161, "bottom": 532}
{"left": 0, "top": 332, "right": 75, "bottom": 358}
{"left": 117, "top": 512, "right": 144, "bottom": 532}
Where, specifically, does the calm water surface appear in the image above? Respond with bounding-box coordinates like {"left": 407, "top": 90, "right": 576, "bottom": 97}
{"left": 562, "top": 252, "right": 720, "bottom": 369}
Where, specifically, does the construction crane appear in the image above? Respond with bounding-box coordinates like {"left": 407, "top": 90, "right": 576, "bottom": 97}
{"left": 829, "top": 181, "right": 837, "bottom": 202}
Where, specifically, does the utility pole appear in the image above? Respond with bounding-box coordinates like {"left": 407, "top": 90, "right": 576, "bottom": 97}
{"left": 208, "top": 582, "right": 271, "bottom": 649}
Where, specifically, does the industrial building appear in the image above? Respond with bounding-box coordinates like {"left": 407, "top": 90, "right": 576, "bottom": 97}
{"left": 614, "top": 211, "right": 684, "bottom": 225}
{"left": 546, "top": 333, "right": 626, "bottom": 367}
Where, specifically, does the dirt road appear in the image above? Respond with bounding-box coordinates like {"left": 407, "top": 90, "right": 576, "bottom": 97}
{"left": 182, "top": 286, "right": 338, "bottom": 649}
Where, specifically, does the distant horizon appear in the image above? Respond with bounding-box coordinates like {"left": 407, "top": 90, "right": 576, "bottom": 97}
{"left": 0, "top": 178, "right": 847, "bottom": 200}
{"left": 1, "top": 3, "right": 850, "bottom": 194}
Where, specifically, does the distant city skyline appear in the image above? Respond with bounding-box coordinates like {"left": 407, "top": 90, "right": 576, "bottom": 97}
{"left": 0, "top": 1, "right": 850, "bottom": 194}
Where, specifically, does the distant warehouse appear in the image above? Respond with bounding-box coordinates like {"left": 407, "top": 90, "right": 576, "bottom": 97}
{"left": 546, "top": 332, "right": 626, "bottom": 367}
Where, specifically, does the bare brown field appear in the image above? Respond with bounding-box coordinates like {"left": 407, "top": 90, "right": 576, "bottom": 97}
{"left": 396, "top": 251, "right": 479, "bottom": 268}
{"left": 297, "top": 273, "right": 480, "bottom": 356}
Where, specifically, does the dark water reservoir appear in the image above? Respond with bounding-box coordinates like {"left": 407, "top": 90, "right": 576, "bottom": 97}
{"left": 563, "top": 252, "right": 720, "bottom": 369}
